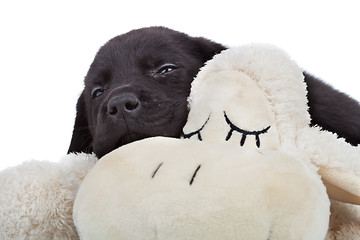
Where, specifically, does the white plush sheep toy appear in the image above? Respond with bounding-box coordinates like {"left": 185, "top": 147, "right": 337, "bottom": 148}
{"left": 1, "top": 44, "right": 360, "bottom": 240}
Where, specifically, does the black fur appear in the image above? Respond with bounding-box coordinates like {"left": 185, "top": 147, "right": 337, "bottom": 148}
{"left": 68, "top": 27, "right": 225, "bottom": 158}
{"left": 305, "top": 73, "right": 360, "bottom": 145}
{"left": 68, "top": 27, "right": 360, "bottom": 158}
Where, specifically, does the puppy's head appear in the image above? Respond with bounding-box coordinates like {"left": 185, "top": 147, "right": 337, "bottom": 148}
{"left": 68, "top": 27, "right": 225, "bottom": 158}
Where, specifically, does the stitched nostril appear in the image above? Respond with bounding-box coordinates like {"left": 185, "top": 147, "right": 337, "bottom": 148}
{"left": 190, "top": 165, "right": 201, "bottom": 186}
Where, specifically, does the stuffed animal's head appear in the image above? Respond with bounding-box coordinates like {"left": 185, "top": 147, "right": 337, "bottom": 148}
{"left": 183, "top": 44, "right": 360, "bottom": 206}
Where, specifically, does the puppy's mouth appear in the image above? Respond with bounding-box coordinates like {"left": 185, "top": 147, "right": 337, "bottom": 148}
{"left": 94, "top": 100, "right": 187, "bottom": 158}
{"left": 116, "top": 132, "right": 151, "bottom": 147}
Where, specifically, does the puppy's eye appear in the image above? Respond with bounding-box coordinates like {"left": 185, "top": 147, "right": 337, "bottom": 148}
{"left": 156, "top": 64, "right": 177, "bottom": 75}
{"left": 91, "top": 88, "right": 105, "bottom": 99}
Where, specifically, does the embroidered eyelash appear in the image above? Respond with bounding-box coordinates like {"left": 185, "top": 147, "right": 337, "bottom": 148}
{"left": 183, "top": 116, "right": 210, "bottom": 141}
{"left": 224, "top": 111, "right": 270, "bottom": 148}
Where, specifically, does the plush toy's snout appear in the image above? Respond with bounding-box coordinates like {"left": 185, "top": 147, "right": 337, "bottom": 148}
{"left": 74, "top": 137, "right": 330, "bottom": 240}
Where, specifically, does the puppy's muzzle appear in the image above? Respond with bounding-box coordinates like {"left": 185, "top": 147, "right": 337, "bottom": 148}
{"left": 107, "top": 93, "right": 141, "bottom": 119}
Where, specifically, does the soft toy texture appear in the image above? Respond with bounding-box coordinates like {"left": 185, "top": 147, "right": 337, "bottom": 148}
{"left": 184, "top": 45, "right": 360, "bottom": 240}
{"left": 183, "top": 44, "right": 360, "bottom": 239}
{"left": 0, "top": 153, "right": 97, "bottom": 240}
{"left": 183, "top": 44, "right": 360, "bottom": 205}
{"left": 74, "top": 44, "right": 360, "bottom": 239}
{"left": 74, "top": 137, "right": 329, "bottom": 240}
{"left": 327, "top": 200, "right": 360, "bottom": 239}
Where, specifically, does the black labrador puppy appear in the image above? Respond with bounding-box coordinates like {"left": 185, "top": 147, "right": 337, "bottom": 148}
{"left": 68, "top": 27, "right": 360, "bottom": 158}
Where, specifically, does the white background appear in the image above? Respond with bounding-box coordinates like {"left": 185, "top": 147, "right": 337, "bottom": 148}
{"left": 0, "top": 0, "right": 359, "bottom": 170}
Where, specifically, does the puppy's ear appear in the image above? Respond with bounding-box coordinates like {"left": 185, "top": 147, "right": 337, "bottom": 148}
{"left": 67, "top": 92, "right": 93, "bottom": 154}
{"left": 192, "top": 37, "right": 226, "bottom": 63}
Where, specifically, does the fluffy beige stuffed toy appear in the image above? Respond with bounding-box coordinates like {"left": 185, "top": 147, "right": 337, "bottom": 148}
{"left": 182, "top": 44, "right": 360, "bottom": 239}
{"left": 73, "top": 44, "right": 360, "bottom": 239}
{"left": 0, "top": 153, "right": 97, "bottom": 239}
{"left": 1, "top": 44, "right": 359, "bottom": 240}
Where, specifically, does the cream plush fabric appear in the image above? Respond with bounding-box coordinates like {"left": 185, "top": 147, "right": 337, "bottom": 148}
{"left": 183, "top": 44, "right": 360, "bottom": 239}
{"left": 0, "top": 153, "right": 97, "bottom": 240}
{"left": 74, "top": 137, "right": 330, "bottom": 240}
{"left": 184, "top": 44, "right": 360, "bottom": 205}
{"left": 74, "top": 44, "right": 360, "bottom": 239}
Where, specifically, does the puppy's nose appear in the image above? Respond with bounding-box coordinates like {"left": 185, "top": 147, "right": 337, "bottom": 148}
{"left": 107, "top": 93, "right": 141, "bottom": 118}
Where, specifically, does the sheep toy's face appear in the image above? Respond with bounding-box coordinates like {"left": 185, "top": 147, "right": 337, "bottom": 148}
{"left": 183, "top": 70, "right": 280, "bottom": 150}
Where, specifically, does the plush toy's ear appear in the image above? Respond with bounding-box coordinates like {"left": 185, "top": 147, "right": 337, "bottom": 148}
{"left": 67, "top": 92, "right": 93, "bottom": 154}
{"left": 320, "top": 167, "right": 360, "bottom": 205}
{"left": 298, "top": 127, "right": 360, "bottom": 205}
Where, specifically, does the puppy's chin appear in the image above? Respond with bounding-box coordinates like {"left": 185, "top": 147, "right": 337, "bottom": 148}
{"left": 93, "top": 132, "right": 148, "bottom": 158}
{"left": 94, "top": 128, "right": 181, "bottom": 158}
{"left": 116, "top": 133, "right": 151, "bottom": 148}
